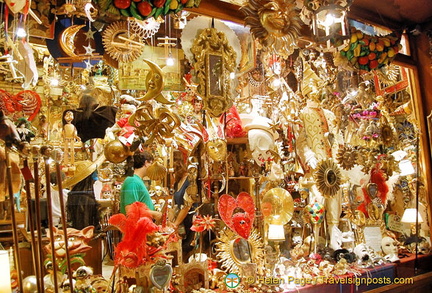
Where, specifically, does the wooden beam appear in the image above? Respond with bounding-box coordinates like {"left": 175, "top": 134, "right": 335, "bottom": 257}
{"left": 187, "top": 0, "right": 244, "bottom": 25}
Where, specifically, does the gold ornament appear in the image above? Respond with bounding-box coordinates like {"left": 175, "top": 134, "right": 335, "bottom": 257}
{"left": 240, "top": 0, "right": 302, "bottom": 58}
{"left": 102, "top": 21, "right": 144, "bottom": 63}
{"left": 261, "top": 187, "right": 294, "bottom": 225}
{"left": 130, "top": 103, "right": 181, "bottom": 145}
{"left": 336, "top": 145, "right": 357, "bottom": 170}
{"left": 215, "top": 228, "right": 264, "bottom": 277}
{"left": 60, "top": 24, "right": 86, "bottom": 57}
{"left": 137, "top": 59, "right": 172, "bottom": 104}
{"left": 314, "top": 159, "right": 342, "bottom": 197}
{"left": 104, "top": 139, "right": 131, "bottom": 163}
{"left": 191, "top": 28, "right": 236, "bottom": 117}
{"left": 146, "top": 158, "right": 167, "bottom": 181}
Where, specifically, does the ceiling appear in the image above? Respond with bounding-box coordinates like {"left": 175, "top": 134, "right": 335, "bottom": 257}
{"left": 350, "top": 0, "right": 432, "bottom": 27}
{"left": 205, "top": 0, "right": 432, "bottom": 30}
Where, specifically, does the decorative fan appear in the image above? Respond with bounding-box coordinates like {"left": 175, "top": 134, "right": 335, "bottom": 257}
{"left": 314, "top": 159, "right": 342, "bottom": 197}
{"left": 102, "top": 21, "right": 144, "bottom": 63}
{"left": 128, "top": 17, "right": 161, "bottom": 40}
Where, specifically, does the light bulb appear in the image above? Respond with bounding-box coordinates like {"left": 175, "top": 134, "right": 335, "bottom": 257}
{"left": 230, "top": 72, "right": 235, "bottom": 79}
{"left": 166, "top": 54, "right": 175, "bottom": 66}
{"left": 323, "top": 13, "right": 336, "bottom": 27}
{"left": 16, "top": 27, "right": 27, "bottom": 38}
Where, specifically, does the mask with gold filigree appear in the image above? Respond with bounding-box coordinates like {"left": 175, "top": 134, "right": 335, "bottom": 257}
{"left": 205, "top": 138, "right": 227, "bottom": 162}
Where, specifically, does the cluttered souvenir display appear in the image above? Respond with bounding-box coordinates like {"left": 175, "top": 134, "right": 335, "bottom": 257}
{"left": 0, "top": 0, "right": 430, "bottom": 292}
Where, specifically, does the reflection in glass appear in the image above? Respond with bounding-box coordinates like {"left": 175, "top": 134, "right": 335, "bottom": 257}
{"left": 325, "top": 169, "right": 337, "bottom": 186}
{"left": 232, "top": 238, "right": 251, "bottom": 262}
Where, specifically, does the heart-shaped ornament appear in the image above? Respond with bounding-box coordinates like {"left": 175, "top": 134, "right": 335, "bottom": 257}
{"left": 218, "top": 192, "right": 255, "bottom": 239}
{"left": 150, "top": 261, "right": 172, "bottom": 289}
{"left": 366, "top": 183, "right": 378, "bottom": 199}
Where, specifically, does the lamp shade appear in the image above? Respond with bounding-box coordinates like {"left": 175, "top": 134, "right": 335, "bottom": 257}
{"left": 401, "top": 208, "right": 423, "bottom": 224}
{"left": 399, "top": 159, "right": 415, "bottom": 176}
{"left": 268, "top": 224, "right": 285, "bottom": 241}
{"left": 0, "top": 250, "right": 11, "bottom": 293}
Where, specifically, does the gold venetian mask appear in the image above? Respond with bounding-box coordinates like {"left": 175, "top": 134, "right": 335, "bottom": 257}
{"left": 205, "top": 138, "right": 227, "bottom": 162}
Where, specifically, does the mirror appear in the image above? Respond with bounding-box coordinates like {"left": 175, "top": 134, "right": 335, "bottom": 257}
{"left": 191, "top": 27, "right": 236, "bottom": 117}
{"left": 315, "top": 159, "right": 342, "bottom": 197}
{"left": 208, "top": 54, "right": 223, "bottom": 97}
{"left": 232, "top": 238, "right": 251, "bottom": 262}
{"left": 215, "top": 228, "right": 264, "bottom": 276}
{"left": 366, "top": 183, "right": 378, "bottom": 199}
{"left": 325, "top": 169, "right": 337, "bottom": 187}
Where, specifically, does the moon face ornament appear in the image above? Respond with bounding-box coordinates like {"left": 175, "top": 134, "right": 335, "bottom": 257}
{"left": 137, "top": 59, "right": 172, "bottom": 104}
{"left": 59, "top": 24, "right": 86, "bottom": 57}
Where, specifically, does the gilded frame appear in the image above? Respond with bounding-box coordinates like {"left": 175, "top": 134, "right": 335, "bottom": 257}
{"left": 191, "top": 27, "right": 236, "bottom": 117}
{"left": 215, "top": 228, "right": 264, "bottom": 277}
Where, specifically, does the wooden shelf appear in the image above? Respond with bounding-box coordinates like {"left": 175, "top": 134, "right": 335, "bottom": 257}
{"left": 227, "top": 137, "right": 248, "bottom": 144}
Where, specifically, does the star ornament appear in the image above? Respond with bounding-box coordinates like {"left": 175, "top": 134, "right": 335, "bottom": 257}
{"left": 84, "top": 59, "right": 92, "bottom": 70}
{"left": 84, "top": 29, "right": 95, "bottom": 40}
{"left": 191, "top": 215, "right": 216, "bottom": 232}
{"left": 83, "top": 43, "right": 95, "bottom": 55}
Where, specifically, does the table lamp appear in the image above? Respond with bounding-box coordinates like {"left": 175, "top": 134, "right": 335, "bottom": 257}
{"left": 268, "top": 224, "right": 285, "bottom": 259}
{"left": 401, "top": 208, "right": 423, "bottom": 237}
{"left": 268, "top": 224, "right": 286, "bottom": 242}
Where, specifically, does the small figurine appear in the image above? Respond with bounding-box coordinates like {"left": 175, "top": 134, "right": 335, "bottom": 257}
{"left": 37, "top": 114, "right": 49, "bottom": 140}
{"left": 73, "top": 266, "right": 95, "bottom": 292}
{"left": 63, "top": 110, "right": 81, "bottom": 175}
{"left": 239, "top": 162, "right": 248, "bottom": 177}
{"left": 16, "top": 118, "right": 35, "bottom": 142}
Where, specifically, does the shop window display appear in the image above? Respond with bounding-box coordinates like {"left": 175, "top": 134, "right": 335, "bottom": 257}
{"left": 0, "top": 2, "right": 431, "bottom": 292}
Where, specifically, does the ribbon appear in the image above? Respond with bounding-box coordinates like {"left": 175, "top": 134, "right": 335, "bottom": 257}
{"left": 130, "top": 104, "right": 180, "bottom": 144}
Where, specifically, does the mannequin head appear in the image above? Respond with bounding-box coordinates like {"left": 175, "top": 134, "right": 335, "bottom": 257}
{"left": 381, "top": 236, "right": 398, "bottom": 256}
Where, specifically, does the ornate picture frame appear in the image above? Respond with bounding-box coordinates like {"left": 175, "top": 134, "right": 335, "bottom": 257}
{"left": 191, "top": 27, "right": 236, "bottom": 117}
